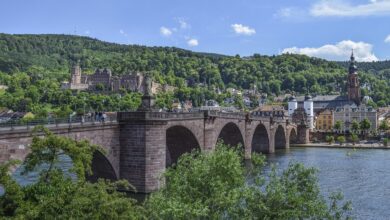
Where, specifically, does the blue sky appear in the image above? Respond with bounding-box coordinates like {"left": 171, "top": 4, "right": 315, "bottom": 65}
{"left": 1, "top": 0, "right": 390, "bottom": 61}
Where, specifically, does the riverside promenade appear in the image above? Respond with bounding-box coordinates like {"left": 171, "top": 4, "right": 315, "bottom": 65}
{"left": 292, "top": 142, "right": 389, "bottom": 150}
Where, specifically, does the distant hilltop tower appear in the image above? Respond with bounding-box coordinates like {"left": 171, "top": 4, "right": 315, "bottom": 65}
{"left": 71, "top": 61, "right": 82, "bottom": 85}
{"left": 347, "top": 50, "right": 361, "bottom": 105}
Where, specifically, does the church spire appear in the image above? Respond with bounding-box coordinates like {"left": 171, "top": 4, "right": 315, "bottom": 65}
{"left": 350, "top": 49, "right": 355, "bottom": 61}
{"left": 349, "top": 49, "right": 357, "bottom": 74}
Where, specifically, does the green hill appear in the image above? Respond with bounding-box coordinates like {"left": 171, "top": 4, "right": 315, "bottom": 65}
{"left": 0, "top": 33, "right": 388, "bottom": 114}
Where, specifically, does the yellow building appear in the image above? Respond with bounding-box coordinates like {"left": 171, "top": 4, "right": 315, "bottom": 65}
{"left": 315, "top": 109, "right": 333, "bottom": 131}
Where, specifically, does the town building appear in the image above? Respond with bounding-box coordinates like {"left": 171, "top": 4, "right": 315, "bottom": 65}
{"left": 315, "top": 109, "right": 333, "bottom": 132}
{"left": 288, "top": 51, "right": 377, "bottom": 132}
{"left": 333, "top": 104, "right": 377, "bottom": 132}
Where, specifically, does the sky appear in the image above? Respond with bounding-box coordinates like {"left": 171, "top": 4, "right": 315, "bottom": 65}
{"left": 1, "top": 0, "right": 390, "bottom": 61}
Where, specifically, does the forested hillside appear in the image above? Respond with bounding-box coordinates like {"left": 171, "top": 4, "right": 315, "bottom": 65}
{"left": 338, "top": 60, "right": 390, "bottom": 72}
{"left": 0, "top": 33, "right": 389, "bottom": 116}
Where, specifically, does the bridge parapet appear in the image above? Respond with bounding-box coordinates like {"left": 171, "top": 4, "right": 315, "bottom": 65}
{"left": 118, "top": 111, "right": 205, "bottom": 121}
{"left": 0, "top": 116, "right": 117, "bottom": 132}
{"left": 206, "top": 111, "right": 246, "bottom": 119}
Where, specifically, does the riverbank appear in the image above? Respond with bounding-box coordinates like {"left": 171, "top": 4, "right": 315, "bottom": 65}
{"left": 292, "top": 142, "right": 389, "bottom": 149}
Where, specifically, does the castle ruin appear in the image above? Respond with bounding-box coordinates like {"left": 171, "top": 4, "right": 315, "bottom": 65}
{"left": 61, "top": 63, "right": 175, "bottom": 94}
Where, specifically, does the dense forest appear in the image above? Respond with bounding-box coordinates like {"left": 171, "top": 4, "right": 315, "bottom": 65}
{"left": 0, "top": 33, "right": 389, "bottom": 117}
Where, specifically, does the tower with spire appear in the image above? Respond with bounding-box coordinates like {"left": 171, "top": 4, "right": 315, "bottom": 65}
{"left": 347, "top": 50, "right": 361, "bottom": 105}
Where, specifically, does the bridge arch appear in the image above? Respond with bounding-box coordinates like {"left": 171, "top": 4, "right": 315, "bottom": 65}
{"left": 217, "top": 122, "right": 244, "bottom": 148}
{"left": 251, "top": 123, "right": 270, "bottom": 153}
{"left": 166, "top": 125, "right": 200, "bottom": 167}
{"left": 275, "top": 125, "right": 287, "bottom": 150}
{"left": 87, "top": 150, "right": 118, "bottom": 182}
{"left": 289, "top": 127, "right": 298, "bottom": 144}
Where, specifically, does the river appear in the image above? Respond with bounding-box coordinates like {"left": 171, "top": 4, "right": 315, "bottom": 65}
{"left": 268, "top": 147, "right": 390, "bottom": 220}
{"left": 2, "top": 147, "right": 390, "bottom": 219}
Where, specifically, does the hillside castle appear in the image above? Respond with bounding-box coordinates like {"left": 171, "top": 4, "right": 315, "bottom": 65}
{"left": 61, "top": 64, "right": 174, "bottom": 94}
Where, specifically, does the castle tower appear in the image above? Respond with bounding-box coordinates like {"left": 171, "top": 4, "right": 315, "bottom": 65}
{"left": 304, "top": 95, "right": 314, "bottom": 130}
{"left": 71, "top": 62, "right": 82, "bottom": 84}
{"left": 288, "top": 95, "right": 297, "bottom": 116}
{"left": 347, "top": 51, "right": 361, "bottom": 105}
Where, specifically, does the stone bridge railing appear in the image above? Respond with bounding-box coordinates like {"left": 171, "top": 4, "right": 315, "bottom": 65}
{"left": 0, "top": 115, "right": 117, "bottom": 132}
{"left": 118, "top": 111, "right": 206, "bottom": 121}
{"left": 118, "top": 110, "right": 251, "bottom": 121}
{"left": 0, "top": 111, "right": 293, "bottom": 130}
{"left": 206, "top": 111, "right": 246, "bottom": 119}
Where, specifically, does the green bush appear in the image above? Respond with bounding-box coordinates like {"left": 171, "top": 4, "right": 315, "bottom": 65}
{"left": 337, "top": 136, "right": 346, "bottom": 145}
{"left": 384, "top": 138, "right": 389, "bottom": 147}
{"left": 350, "top": 134, "right": 359, "bottom": 145}
{"left": 326, "top": 135, "right": 335, "bottom": 144}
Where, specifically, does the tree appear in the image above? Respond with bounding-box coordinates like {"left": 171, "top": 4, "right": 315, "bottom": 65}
{"left": 0, "top": 127, "right": 146, "bottom": 219}
{"left": 360, "top": 118, "right": 372, "bottom": 139}
{"left": 350, "top": 134, "right": 359, "bottom": 145}
{"left": 145, "top": 142, "right": 352, "bottom": 219}
{"left": 379, "top": 120, "right": 389, "bottom": 133}
{"left": 351, "top": 120, "right": 360, "bottom": 134}
{"left": 383, "top": 138, "right": 389, "bottom": 147}
{"left": 337, "top": 136, "right": 346, "bottom": 146}
{"left": 334, "top": 120, "right": 343, "bottom": 133}
{"left": 156, "top": 92, "right": 174, "bottom": 109}
{"left": 326, "top": 135, "right": 335, "bottom": 145}
{"left": 234, "top": 95, "right": 245, "bottom": 110}
{"left": 95, "top": 83, "right": 105, "bottom": 91}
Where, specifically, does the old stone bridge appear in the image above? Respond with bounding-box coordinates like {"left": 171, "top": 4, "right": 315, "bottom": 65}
{"left": 0, "top": 111, "right": 309, "bottom": 193}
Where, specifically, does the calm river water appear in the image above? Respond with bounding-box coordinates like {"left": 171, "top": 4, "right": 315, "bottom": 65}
{"left": 2, "top": 147, "right": 390, "bottom": 219}
{"left": 269, "top": 147, "right": 390, "bottom": 220}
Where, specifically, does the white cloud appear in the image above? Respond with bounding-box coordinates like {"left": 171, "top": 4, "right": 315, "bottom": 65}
{"left": 85, "top": 30, "right": 90, "bottom": 35}
{"left": 231, "top": 24, "right": 256, "bottom": 36}
{"left": 179, "top": 20, "right": 189, "bottom": 29}
{"left": 282, "top": 40, "right": 378, "bottom": 61}
{"left": 310, "top": 0, "right": 390, "bottom": 17}
{"left": 276, "top": 7, "right": 294, "bottom": 17}
{"left": 385, "top": 35, "right": 390, "bottom": 43}
{"left": 160, "top": 26, "right": 172, "bottom": 37}
{"left": 174, "top": 17, "right": 190, "bottom": 29}
{"left": 187, "top": 38, "right": 199, "bottom": 47}
{"left": 119, "top": 29, "right": 128, "bottom": 37}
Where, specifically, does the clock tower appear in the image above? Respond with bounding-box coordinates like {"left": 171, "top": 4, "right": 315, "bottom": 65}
{"left": 347, "top": 51, "right": 361, "bottom": 105}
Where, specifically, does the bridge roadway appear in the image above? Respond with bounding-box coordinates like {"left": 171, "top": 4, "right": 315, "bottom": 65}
{"left": 0, "top": 110, "right": 309, "bottom": 193}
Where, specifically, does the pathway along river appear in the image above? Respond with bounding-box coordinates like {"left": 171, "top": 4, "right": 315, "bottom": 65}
{"left": 269, "top": 147, "right": 390, "bottom": 220}
{"left": 3, "top": 147, "right": 390, "bottom": 219}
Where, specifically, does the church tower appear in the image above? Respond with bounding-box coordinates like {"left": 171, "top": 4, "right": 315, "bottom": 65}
{"left": 347, "top": 51, "right": 361, "bottom": 105}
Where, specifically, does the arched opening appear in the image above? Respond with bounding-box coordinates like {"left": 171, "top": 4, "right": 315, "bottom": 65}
{"left": 290, "top": 128, "right": 298, "bottom": 144}
{"left": 275, "top": 125, "right": 287, "bottom": 150}
{"left": 86, "top": 151, "right": 117, "bottom": 182}
{"left": 217, "top": 122, "right": 244, "bottom": 148}
{"left": 251, "top": 124, "right": 270, "bottom": 153}
{"left": 166, "top": 126, "right": 200, "bottom": 167}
